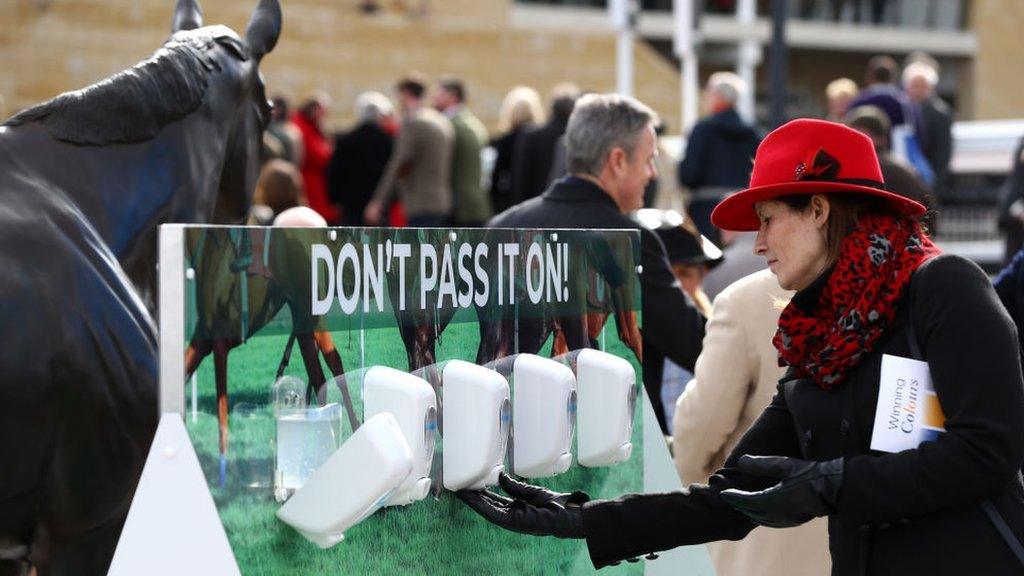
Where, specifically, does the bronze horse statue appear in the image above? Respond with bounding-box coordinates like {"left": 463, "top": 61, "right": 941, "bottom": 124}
{"left": 0, "top": 0, "right": 281, "bottom": 573}
{"left": 3, "top": 0, "right": 281, "bottom": 314}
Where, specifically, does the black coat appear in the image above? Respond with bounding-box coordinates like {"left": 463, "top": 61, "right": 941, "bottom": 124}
{"left": 488, "top": 176, "right": 706, "bottom": 374}
{"left": 510, "top": 117, "right": 569, "bottom": 205}
{"left": 998, "top": 137, "right": 1024, "bottom": 260}
{"left": 583, "top": 254, "right": 1024, "bottom": 575}
{"left": 918, "top": 97, "right": 953, "bottom": 197}
{"left": 995, "top": 246, "right": 1024, "bottom": 359}
{"left": 489, "top": 128, "right": 525, "bottom": 215}
{"left": 677, "top": 109, "right": 760, "bottom": 191}
{"left": 326, "top": 122, "right": 393, "bottom": 226}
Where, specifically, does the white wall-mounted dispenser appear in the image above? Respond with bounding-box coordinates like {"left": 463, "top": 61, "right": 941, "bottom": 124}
{"left": 442, "top": 360, "right": 511, "bottom": 491}
{"left": 362, "top": 366, "right": 437, "bottom": 506}
{"left": 276, "top": 412, "right": 413, "bottom": 549}
{"left": 510, "top": 354, "right": 576, "bottom": 478}
{"left": 575, "top": 348, "right": 637, "bottom": 468}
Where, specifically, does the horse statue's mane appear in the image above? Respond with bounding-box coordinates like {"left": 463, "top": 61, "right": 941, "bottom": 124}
{"left": 3, "top": 25, "right": 248, "bottom": 146}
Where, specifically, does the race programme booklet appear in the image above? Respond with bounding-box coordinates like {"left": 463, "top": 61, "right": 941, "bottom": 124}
{"left": 870, "top": 354, "right": 947, "bottom": 453}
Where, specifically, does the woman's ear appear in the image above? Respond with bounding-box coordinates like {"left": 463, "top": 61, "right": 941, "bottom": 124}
{"left": 810, "top": 194, "right": 831, "bottom": 229}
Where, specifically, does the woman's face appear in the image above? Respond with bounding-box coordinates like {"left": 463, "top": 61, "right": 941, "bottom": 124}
{"left": 753, "top": 198, "right": 830, "bottom": 291}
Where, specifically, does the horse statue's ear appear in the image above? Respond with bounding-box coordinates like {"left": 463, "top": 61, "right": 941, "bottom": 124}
{"left": 245, "top": 0, "right": 282, "bottom": 62}
{"left": 171, "top": 0, "right": 204, "bottom": 33}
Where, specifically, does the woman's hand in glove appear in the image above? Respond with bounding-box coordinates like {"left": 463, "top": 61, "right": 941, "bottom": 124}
{"left": 456, "top": 472, "right": 590, "bottom": 538}
{"left": 719, "top": 455, "right": 844, "bottom": 528}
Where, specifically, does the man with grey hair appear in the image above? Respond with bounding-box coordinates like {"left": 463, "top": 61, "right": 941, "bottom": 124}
{"left": 706, "top": 72, "right": 743, "bottom": 109}
{"left": 327, "top": 91, "right": 396, "bottom": 225}
{"left": 355, "top": 91, "right": 394, "bottom": 123}
{"left": 678, "top": 72, "right": 761, "bottom": 245}
{"left": 488, "top": 93, "right": 707, "bottom": 429}
{"left": 903, "top": 60, "right": 952, "bottom": 198}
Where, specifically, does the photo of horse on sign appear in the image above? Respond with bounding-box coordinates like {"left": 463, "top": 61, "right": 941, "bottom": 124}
{"left": 0, "top": 0, "right": 281, "bottom": 573}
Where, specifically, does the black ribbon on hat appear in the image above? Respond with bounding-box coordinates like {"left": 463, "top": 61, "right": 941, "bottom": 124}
{"left": 795, "top": 148, "right": 886, "bottom": 190}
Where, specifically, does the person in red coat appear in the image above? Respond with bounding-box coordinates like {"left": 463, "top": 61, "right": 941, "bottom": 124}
{"left": 291, "top": 93, "right": 338, "bottom": 224}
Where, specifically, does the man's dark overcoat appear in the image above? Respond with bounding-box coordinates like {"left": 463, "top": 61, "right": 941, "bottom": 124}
{"left": 488, "top": 176, "right": 706, "bottom": 383}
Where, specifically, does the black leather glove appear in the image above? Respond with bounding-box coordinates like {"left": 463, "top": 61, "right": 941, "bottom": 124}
{"left": 456, "top": 472, "right": 589, "bottom": 538}
{"left": 719, "top": 455, "right": 844, "bottom": 528}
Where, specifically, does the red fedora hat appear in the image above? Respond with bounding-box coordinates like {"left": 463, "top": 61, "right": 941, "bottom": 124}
{"left": 710, "top": 118, "right": 926, "bottom": 232}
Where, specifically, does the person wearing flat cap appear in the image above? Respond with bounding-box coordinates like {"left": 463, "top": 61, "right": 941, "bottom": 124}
{"left": 458, "top": 119, "right": 1024, "bottom": 575}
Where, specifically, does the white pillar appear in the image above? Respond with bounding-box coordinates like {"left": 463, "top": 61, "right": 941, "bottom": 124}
{"left": 673, "top": 0, "right": 699, "bottom": 132}
{"left": 736, "top": 0, "right": 761, "bottom": 123}
{"left": 610, "top": 0, "right": 637, "bottom": 97}
{"left": 681, "top": 52, "right": 698, "bottom": 132}
{"left": 617, "top": 28, "right": 635, "bottom": 96}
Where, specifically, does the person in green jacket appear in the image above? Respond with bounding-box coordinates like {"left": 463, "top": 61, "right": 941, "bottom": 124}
{"left": 434, "top": 77, "right": 491, "bottom": 226}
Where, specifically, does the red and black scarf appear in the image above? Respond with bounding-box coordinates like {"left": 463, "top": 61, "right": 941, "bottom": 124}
{"left": 773, "top": 213, "right": 942, "bottom": 390}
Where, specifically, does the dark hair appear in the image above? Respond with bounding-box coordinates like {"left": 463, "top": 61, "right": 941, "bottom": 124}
{"left": 438, "top": 77, "right": 466, "bottom": 103}
{"left": 396, "top": 73, "right": 428, "bottom": 99}
{"left": 845, "top": 105, "right": 891, "bottom": 151}
{"left": 777, "top": 193, "right": 890, "bottom": 264}
{"left": 271, "top": 95, "right": 290, "bottom": 121}
{"left": 254, "top": 159, "right": 303, "bottom": 214}
{"left": 550, "top": 83, "right": 581, "bottom": 121}
{"left": 298, "top": 98, "right": 323, "bottom": 118}
{"left": 866, "top": 55, "right": 898, "bottom": 84}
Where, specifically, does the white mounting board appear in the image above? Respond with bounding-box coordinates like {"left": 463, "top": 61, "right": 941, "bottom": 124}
{"left": 108, "top": 413, "right": 241, "bottom": 576}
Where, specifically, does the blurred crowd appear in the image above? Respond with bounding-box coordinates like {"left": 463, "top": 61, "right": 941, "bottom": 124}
{"left": 251, "top": 75, "right": 581, "bottom": 229}
{"left": 249, "top": 50, "right": 950, "bottom": 251}
{"left": 243, "top": 51, "right": 953, "bottom": 446}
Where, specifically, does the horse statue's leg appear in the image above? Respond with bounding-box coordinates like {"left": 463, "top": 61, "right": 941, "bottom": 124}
{"left": 312, "top": 330, "right": 361, "bottom": 431}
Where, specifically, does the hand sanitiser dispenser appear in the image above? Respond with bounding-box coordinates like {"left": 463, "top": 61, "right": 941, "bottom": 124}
{"left": 575, "top": 348, "right": 637, "bottom": 467}
{"left": 510, "top": 354, "right": 576, "bottom": 478}
{"left": 276, "top": 412, "right": 413, "bottom": 549}
{"left": 442, "top": 360, "right": 511, "bottom": 491}
{"left": 362, "top": 366, "right": 437, "bottom": 506}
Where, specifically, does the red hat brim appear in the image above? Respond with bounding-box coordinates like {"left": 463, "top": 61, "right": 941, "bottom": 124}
{"left": 710, "top": 180, "right": 928, "bottom": 232}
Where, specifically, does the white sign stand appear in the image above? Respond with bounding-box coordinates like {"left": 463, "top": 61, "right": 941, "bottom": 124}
{"left": 108, "top": 413, "right": 241, "bottom": 576}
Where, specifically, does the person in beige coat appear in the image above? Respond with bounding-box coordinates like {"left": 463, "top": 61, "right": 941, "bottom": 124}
{"left": 364, "top": 74, "right": 454, "bottom": 226}
{"left": 673, "top": 268, "right": 831, "bottom": 576}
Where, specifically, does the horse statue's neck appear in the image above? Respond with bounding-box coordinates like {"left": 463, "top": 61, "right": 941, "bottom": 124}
{"left": 0, "top": 109, "right": 230, "bottom": 309}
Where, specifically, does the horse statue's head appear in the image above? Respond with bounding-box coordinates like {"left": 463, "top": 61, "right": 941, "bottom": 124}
{"left": 170, "top": 0, "right": 283, "bottom": 224}
{"left": 4, "top": 0, "right": 281, "bottom": 228}
{"left": 1, "top": 0, "right": 282, "bottom": 311}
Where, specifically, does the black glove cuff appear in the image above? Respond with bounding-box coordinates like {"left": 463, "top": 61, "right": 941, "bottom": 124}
{"left": 820, "top": 457, "right": 845, "bottom": 511}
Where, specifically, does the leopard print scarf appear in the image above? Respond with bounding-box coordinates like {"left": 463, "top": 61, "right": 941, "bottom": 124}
{"left": 774, "top": 213, "right": 941, "bottom": 390}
